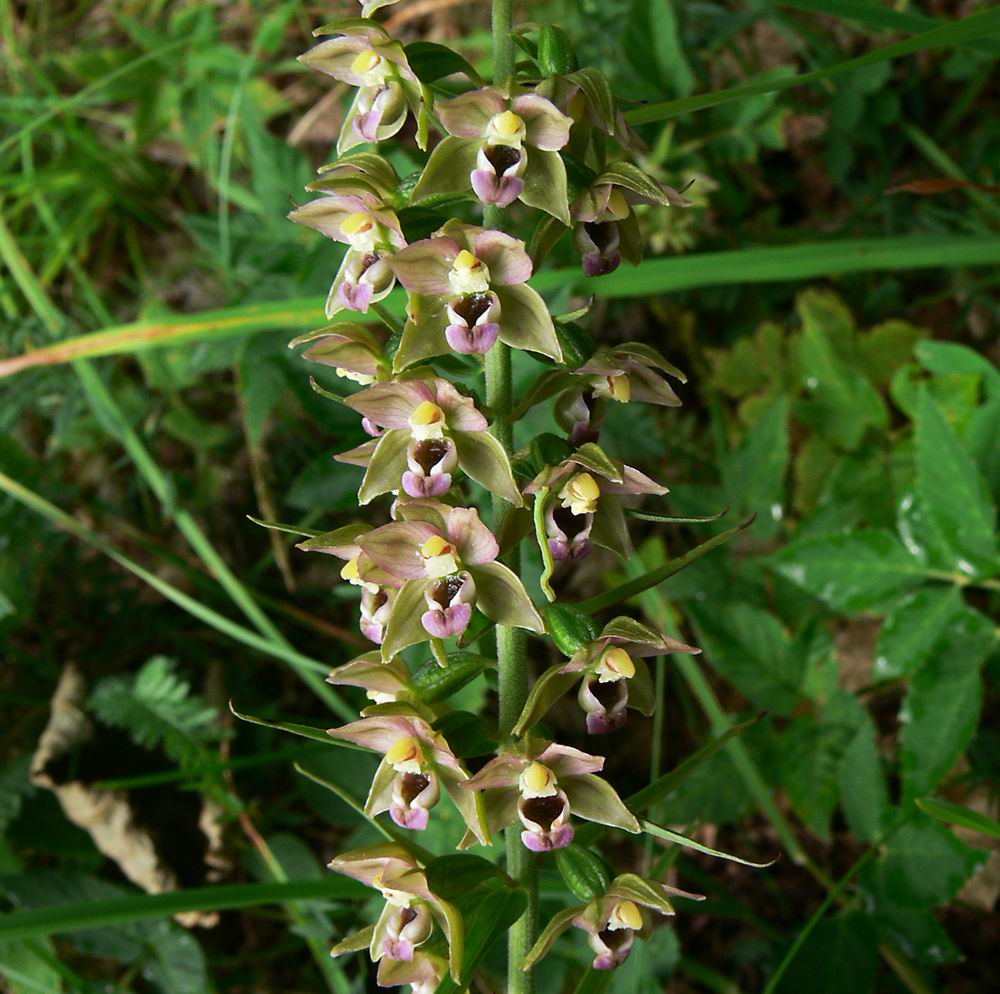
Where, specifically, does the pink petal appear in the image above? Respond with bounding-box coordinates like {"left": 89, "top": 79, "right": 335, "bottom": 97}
{"left": 438, "top": 88, "right": 506, "bottom": 139}
{"left": 345, "top": 381, "right": 434, "bottom": 429}
{"left": 298, "top": 37, "right": 368, "bottom": 84}
{"left": 388, "top": 238, "right": 459, "bottom": 294}
{"left": 327, "top": 715, "right": 418, "bottom": 753}
{"left": 471, "top": 229, "right": 533, "bottom": 286}
{"left": 359, "top": 520, "right": 440, "bottom": 579}
{"left": 537, "top": 742, "right": 605, "bottom": 778}
{"left": 445, "top": 507, "right": 499, "bottom": 565}
{"left": 463, "top": 754, "right": 527, "bottom": 791}
{"left": 512, "top": 93, "right": 573, "bottom": 151}
{"left": 433, "top": 380, "right": 488, "bottom": 431}
{"left": 602, "top": 465, "right": 668, "bottom": 497}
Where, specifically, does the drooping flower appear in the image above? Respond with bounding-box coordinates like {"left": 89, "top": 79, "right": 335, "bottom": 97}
{"left": 327, "top": 707, "right": 489, "bottom": 842}
{"left": 556, "top": 343, "right": 687, "bottom": 445}
{"left": 523, "top": 873, "right": 704, "bottom": 971}
{"left": 329, "top": 842, "right": 459, "bottom": 982}
{"left": 571, "top": 170, "right": 692, "bottom": 277}
{"left": 299, "top": 21, "right": 426, "bottom": 154}
{"left": 411, "top": 88, "right": 573, "bottom": 221}
{"left": 524, "top": 443, "right": 668, "bottom": 561}
{"left": 328, "top": 651, "right": 412, "bottom": 705}
{"left": 460, "top": 741, "right": 639, "bottom": 851}
{"left": 358, "top": 500, "right": 544, "bottom": 654}
{"left": 296, "top": 523, "right": 398, "bottom": 645}
{"left": 514, "top": 617, "right": 700, "bottom": 736}
{"left": 339, "top": 375, "right": 521, "bottom": 504}
{"left": 289, "top": 322, "right": 391, "bottom": 388}
{"left": 289, "top": 190, "right": 406, "bottom": 318}
{"left": 387, "top": 221, "right": 561, "bottom": 370}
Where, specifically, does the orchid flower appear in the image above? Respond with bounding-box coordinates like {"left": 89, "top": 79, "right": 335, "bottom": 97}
{"left": 377, "top": 952, "right": 447, "bottom": 994}
{"left": 515, "top": 617, "right": 700, "bottom": 736}
{"left": 572, "top": 174, "right": 692, "bottom": 277}
{"left": 289, "top": 322, "right": 391, "bottom": 389}
{"left": 329, "top": 842, "right": 460, "bottom": 980}
{"left": 299, "top": 20, "right": 426, "bottom": 154}
{"left": 536, "top": 73, "right": 645, "bottom": 157}
{"left": 328, "top": 651, "right": 412, "bottom": 705}
{"left": 524, "top": 873, "right": 704, "bottom": 971}
{"left": 525, "top": 445, "right": 668, "bottom": 561}
{"left": 358, "top": 501, "right": 544, "bottom": 654}
{"left": 387, "top": 221, "right": 561, "bottom": 370}
{"left": 555, "top": 343, "right": 687, "bottom": 444}
{"left": 340, "top": 376, "right": 521, "bottom": 504}
{"left": 460, "top": 740, "right": 639, "bottom": 851}
{"left": 328, "top": 707, "right": 489, "bottom": 841}
{"left": 296, "top": 523, "right": 399, "bottom": 645}
{"left": 289, "top": 191, "right": 406, "bottom": 317}
{"left": 411, "top": 88, "right": 573, "bottom": 222}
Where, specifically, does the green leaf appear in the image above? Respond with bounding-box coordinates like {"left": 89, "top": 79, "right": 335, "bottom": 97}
{"left": 639, "top": 820, "right": 776, "bottom": 867}
{"left": 772, "top": 530, "right": 930, "bottom": 613}
{"left": 624, "top": 7, "right": 1000, "bottom": 124}
{"left": 404, "top": 41, "right": 481, "bottom": 84}
{"left": 773, "top": 912, "right": 878, "bottom": 994}
{"left": 915, "top": 797, "right": 1000, "bottom": 841}
{"left": 554, "top": 845, "right": 612, "bottom": 901}
{"left": 914, "top": 387, "right": 1000, "bottom": 579}
{"left": 720, "top": 397, "right": 789, "bottom": 539}
{"left": 0, "top": 879, "right": 366, "bottom": 941}
{"left": 873, "top": 586, "right": 965, "bottom": 680}
{"left": 873, "top": 816, "right": 985, "bottom": 909}
{"left": 899, "top": 607, "right": 994, "bottom": 804}
{"left": 687, "top": 601, "right": 803, "bottom": 715}
{"left": 230, "top": 703, "right": 355, "bottom": 748}
{"left": 915, "top": 341, "right": 1000, "bottom": 397}
{"left": 623, "top": 0, "right": 694, "bottom": 98}
{"left": 838, "top": 711, "right": 890, "bottom": 844}
{"left": 423, "top": 855, "right": 506, "bottom": 901}
{"left": 520, "top": 147, "right": 571, "bottom": 225}
{"left": 410, "top": 652, "right": 494, "bottom": 704}
{"left": 512, "top": 664, "right": 579, "bottom": 736}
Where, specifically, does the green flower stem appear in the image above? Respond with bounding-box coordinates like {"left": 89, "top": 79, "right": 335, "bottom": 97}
{"left": 484, "top": 4, "right": 536, "bottom": 993}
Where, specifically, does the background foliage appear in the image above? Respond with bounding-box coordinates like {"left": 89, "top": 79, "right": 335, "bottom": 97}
{"left": 1, "top": 1, "right": 998, "bottom": 992}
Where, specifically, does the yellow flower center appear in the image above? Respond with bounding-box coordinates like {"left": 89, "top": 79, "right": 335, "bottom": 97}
{"left": 350, "top": 49, "right": 383, "bottom": 75}
{"left": 449, "top": 250, "right": 491, "bottom": 294}
{"left": 609, "top": 900, "right": 642, "bottom": 931}
{"left": 339, "top": 211, "right": 374, "bottom": 237}
{"left": 606, "top": 189, "right": 630, "bottom": 221}
{"left": 409, "top": 400, "right": 446, "bottom": 441}
{"left": 559, "top": 472, "right": 601, "bottom": 516}
{"left": 385, "top": 735, "right": 423, "bottom": 771}
{"left": 596, "top": 646, "right": 636, "bottom": 683}
{"left": 608, "top": 373, "right": 631, "bottom": 402}
{"left": 519, "top": 762, "right": 558, "bottom": 798}
{"left": 487, "top": 110, "right": 527, "bottom": 147}
{"left": 340, "top": 554, "right": 379, "bottom": 593}
{"left": 420, "top": 535, "right": 459, "bottom": 577}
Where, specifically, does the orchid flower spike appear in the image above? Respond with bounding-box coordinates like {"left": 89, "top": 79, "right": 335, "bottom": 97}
{"left": 288, "top": 191, "right": 406, "bottom": 318}
{"left": 299, "top": 21, "right": 426, "bottom": 153}
{"left": 524, "top": 444, "right": 668, "bottom": 561}
{"left": 357, "top": 501, "right": 544, "bottom": 655}
{"left": 328, "top": 842, "right": 460, "bottom": 982}
{"left": 339, "top": 375, "right": 521, "bottom": 505}
{"left": 327, "top": 708, "right": 489, "bottom": 842}
{"left": 295, "top": 523, "right": 398, "bottom": 645}
{"left": 516, "top": 617, "right": 700, "bottom": 736}
{"left": 387, "top": 221, "right": 561, "bottom": 370}
{"left": 524, "top": 872, "right": 705, "bottom": 971}
{"left": 411, "top": 88, "right": 573, "bottom": 222}
{"left": 460, "top": 741, "right": 639, "bottom": 852}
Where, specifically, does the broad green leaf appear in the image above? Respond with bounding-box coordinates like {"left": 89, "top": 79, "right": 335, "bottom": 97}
{"left": 872, "top": 816, "right": 985, "bottom": 909}
{"left": 623, "top": 0, "right": 693, "bottom": 98}
{"left": 965, "top": 395, "right": 1000, "bottom": 496}
{"left": 404, "top": 41, "right": 481, "bottom": 84}
{"left": 720, "top": 396, "right": 789, "bottom": 539}
{"left": 555, "top": 845, "right": 612, "bottom": 902}
{"left": 773, "top": 912, "right": 878, "bottom": 994}
{"left": 410, "top": 653, "right": 494, "bottom": 704}
{"left": 838, "top": 710, "right": 890, "bottom": 844}
{"left": 423, "top": 855, "right": 505, "bottom": 900}
{"left": 898, "top": 607, "right": 994, "bottom": 803}
{"left": 915, "top": 797, "right": 1000, "bottom": 841}
{"left": 914, "top": 388, "right": 999, "bottom": 579}
{"left": 873, "top": 586, "right": 965, "bottom": 680}
{"left": 915, "top": 341, "right": 1000, "bottom": 397}
{"left": 687, "top": 601, "right": 803, "bottom": 715}
{"left": 772, "top": 530, "right": 929, "bottom": 613}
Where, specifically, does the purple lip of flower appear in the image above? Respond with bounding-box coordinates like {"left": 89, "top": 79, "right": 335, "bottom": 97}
{"left": 401, "top": 438, "right": 457, "bottom": 497}
{"left": 546, "top": 504, "right": 594, "bottom": 561}
{"left": 420, "top": 572, "right": 475, "bottom": 638}
{"left": 470, "top": 143, "right": 526, "bottom": 208}
{"left": 337, "top": 279, "right": 375, "bottom": 312}
{"left": 518, "top": 793, "right": 575, "bottom": 852}
{"left": 382, "top": 937, "right": 415, "bottom": 961}
{"left": 361, "top": 587, "right": 394, "bottom": 644}
{"left": 589, "top": 927, "right": 634, "bottom": 970}
{"left": 445, "top": 291, "right": 502, "bottom": 354}
{"left": 580, "top": 677, "right": 629, "bottom": 735}
{"left": 389, "top": 770, "right": 437, "bottom": 830}
{"left": 575, "top": 221, "right": 622, "bottom": 277}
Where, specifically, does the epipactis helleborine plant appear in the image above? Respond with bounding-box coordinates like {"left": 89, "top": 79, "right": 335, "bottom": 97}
{"left": 264, "top": 4, "right": 764, "bottom": 991}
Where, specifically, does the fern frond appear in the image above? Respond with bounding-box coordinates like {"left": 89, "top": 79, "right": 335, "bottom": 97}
{"left": 88, "top": 657, "right": 226, "bottom": 768}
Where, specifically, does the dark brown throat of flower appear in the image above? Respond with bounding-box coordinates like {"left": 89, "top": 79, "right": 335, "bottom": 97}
{"left": 584, "top": 220, "right": 618, "bottom": 252}
{"left": 484, "top": 143, "right": 521, "bottom": 174}
{"left": 553, "top": 505, "right": 590, "bottom": 539}
{"left": 521, "top": 794, "right": 564, "bottom": 831}
{"left": 360, "top": 252, "right": 380, "bottom": 274}
{"left": 451, "top": 292, "right": 492, "bottom": 324}
{"left": 399, "top": 906, "right": 418, "bottom": 927}
{"left": 400, "top": 772, "right": 431, "bottom": 804}
{"left": 598, "top": 927, "right": 631, "bottom": 951}
{"left": 588, "top": 677, "right": 627, "bottom": 709}
{"left": 413, "top": 438, "right": 450, "bottom": 473}
{"left": 430, "top": 574, "right": 465, "bottom": 607}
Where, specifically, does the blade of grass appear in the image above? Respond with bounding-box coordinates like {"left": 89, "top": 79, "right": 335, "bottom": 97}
{"left": 625, "top": 7, "right": 1000, "bottom": 123}
{"left": 0, "top": 469, "right": 354, "bottom": 719}
{"left": 0, "top": 879, "right": 366, "bottom": 942}
{"left": 6, "top": 235, "right": 1000, "bottom": 378}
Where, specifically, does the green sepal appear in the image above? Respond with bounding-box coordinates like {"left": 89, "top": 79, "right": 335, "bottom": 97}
{"left": 453, "top": 430, "right": 523, "bottom": 506}
{"left": 512, "top": 663, "right": 580, "bottom": 736}
{"left": 522, "top": 906, "right": 581, "bottom": 971}
{"left": 312, "top": 17, "right": 389, "bottom": 37}
{"left": 358, "top": 428, "right": 409, "bottom": 504}
{"left": 556, "top": 322, "right": 597, "bottom": 369}
{"left": 521, "top": 148, "right": 571, "bottom": 225}
{"left": 555, "top": 844, "right": 613, "bottom": 902}
{"left": 297, "top": 521, "right": 370, "bottom": 554}
{"left": 572, "top": 442, "right": 622, "bottom": 482}
{"left": 563, "top": 67, "right": 616, "bottom": 133}
{"left": 537, "top": 25, "right": 577, "bottom": 76}
{"left": 330, "top": 923, "right": 376, "bottom": 958}
{"left": 410, "top": 137, "right": 478, "bottom": 205}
